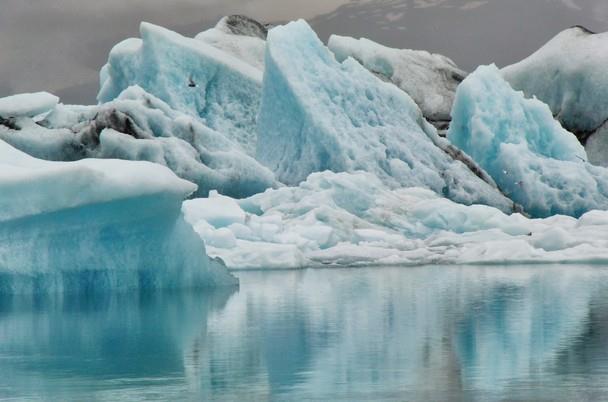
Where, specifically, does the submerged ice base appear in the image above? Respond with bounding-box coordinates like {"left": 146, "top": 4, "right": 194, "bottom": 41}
{"left": 0, "top": 139, "right": 236, "bottom": 294}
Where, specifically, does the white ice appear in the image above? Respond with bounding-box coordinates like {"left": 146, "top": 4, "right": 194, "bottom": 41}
{"left": 183, "top": 171, "right": 608, "bottom": 270}
{"left": 195, "top": 16, "right": 267, "bottom": 71}
{"left": 0, "top": 92, "right": 59, "bottom": 119}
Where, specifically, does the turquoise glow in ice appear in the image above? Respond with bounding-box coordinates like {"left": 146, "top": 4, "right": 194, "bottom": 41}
{"left": 449, "top": 64, "right": 608, "bottom": 218}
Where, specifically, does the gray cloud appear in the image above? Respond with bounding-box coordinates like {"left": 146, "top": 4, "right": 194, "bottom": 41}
{"left": 2, "top": 0, "right": 607, "bottom": 103}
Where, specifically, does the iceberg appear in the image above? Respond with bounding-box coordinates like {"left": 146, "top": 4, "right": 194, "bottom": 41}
{"left": 0, "top": 87, "right": 276, "bottom": 198}
{"left": 0, "top": 139, "right": 237, "bottom": 294}
{"left": 502, "top": 26, "right": 608, "bottom": 165}
{"left": 449, "top": 64, "right": 608, "bottom": 218}
{"left": 98, "top": 22, "right": 262, "bottom": 155}
{"left": 183, "top": 171, "right": 608, "bottom": 270}
{"left": 257, "top": 20, "right": 514, "bottom": 212}
{"left": 502, "top": 26, "right": 608, "bottom": 135}
{"left": 328, "top": 35, "right": 466, "bottom": 133}
{"left": 195, "top": 15, "right": 267, "bottom": 71}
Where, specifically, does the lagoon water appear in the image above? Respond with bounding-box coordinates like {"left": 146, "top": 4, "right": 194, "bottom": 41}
{"left": 1, "top": 265, "right": 608, "bottom": 401}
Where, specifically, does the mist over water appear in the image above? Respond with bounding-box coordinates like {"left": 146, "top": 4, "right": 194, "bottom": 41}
{"left": 1, "top": 266, "right": 608, "bottom": 401}
{"left": 2, "top": 0, "right": 608, "bottom": 103}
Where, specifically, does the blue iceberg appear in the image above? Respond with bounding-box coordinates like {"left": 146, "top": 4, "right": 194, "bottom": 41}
{"left": 449, "top": 64, "right": 608, "bottom": 218}
{"left": 98, "top": 22, "right": 262, "bottom": 155}
{"left": 256, "top": 20, "right": 514, "bottom": 212}
{"left": 0, "top": 139, "right": 237, "bottom": 294}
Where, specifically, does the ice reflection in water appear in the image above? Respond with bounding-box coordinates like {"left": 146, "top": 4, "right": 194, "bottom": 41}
{"left": 1, "top": 265, "right": 607, "bottom": 401}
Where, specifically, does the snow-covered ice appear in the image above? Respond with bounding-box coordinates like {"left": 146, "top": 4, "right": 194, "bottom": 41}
{"left": 99, "top": 22, "right": 262, "bottom": 155}
{"left": 0, "top": 92, "right": 59, "bottom": 119}
{"left": 0, "top": 139, "right": 236, "bottom": 293}
{"left": 183, "top": 171, "right": 608, "bottom": 270}
{"left": 502, "top": 26, "right": 608, "bottom": 166}
{"left": 328, "top": 34, "right": 466, "bottom": 132}
{"left": 257, "top": 20, "right": 514, "bottom": 212}
{"left": 449, "top": 64, "right": 608, "bottom": 218}
{"left": 502, "top": 27, "right": 608, "bottom": 138}
{"left": 195, "top": 15, "right": 267, "bottom": 71}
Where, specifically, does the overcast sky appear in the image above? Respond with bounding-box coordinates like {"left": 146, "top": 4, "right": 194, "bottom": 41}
{"left": 2, "top": 0, "right": 608, "bottom": 104}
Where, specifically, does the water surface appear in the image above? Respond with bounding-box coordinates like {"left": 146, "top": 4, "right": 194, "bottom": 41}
{"left": 1, "top": 265, "right": 607, "bottom": 401}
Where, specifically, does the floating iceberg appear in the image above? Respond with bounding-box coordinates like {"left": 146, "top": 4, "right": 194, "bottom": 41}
{"left": 195, "top": 15, "right": 267, "bottom": 71}
{"left": 502, "top": 27, "right": 607, "bottom": 137}
{"left": 0, "top": 87, "right": 276, "bottom": 198}
{"left": 99, "top": 22, "right": 262, "bottom": 155}
{"left": 328, "top": 35, "right": 466, "bottom": 133}
{"left": 0, "top": 139, "right": 237, "bottom": 294}
{"left": 449, "top": 64, "right": 608, "bottom": 218}
{"left": 257, "top": 20, "right": 514, "bottom": 212}
{"left": 183, "top": 171, "right": 608, "bottom": 270}
{"left": 502, "top": 26, "right": 608, "bottom": 166}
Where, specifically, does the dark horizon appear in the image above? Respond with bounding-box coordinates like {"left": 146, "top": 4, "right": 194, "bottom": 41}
{"left": 2, "top": 0, "right": 608, "bottom": 104}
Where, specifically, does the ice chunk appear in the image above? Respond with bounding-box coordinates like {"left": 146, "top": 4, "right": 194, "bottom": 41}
{"left": 184, "top": 171, "right": 608, "bottom": 270}
{"left": 98, "top": 22, "right": 262, "bottom": 155}
{"left": 1, "top": 86, "right": 276, "bottom": 198}
{"left": 195, "top": 16, "right": 267, "bottom": 71}
{"left": 328, "top": 35, "right": 466, "bottom": 132}
{"left": 0, "top": 92, "right": 59, "bottom": 119}
{"left": 256, "top": 20, "right": 514, "bottom": 212}
{"left": 0, "top": 139, "right": 237, "bottom": 294}
{"left": 183, "top": 191, "right": 246, "bottom": 228}
{"left": 449, "top": 64, "right": 608, "bottom": 218}
{"left": 502, "top": 26, "right": 608, "bottom": 143}
{"left": 502, "top": 26, "right": 608, "bottom": 166}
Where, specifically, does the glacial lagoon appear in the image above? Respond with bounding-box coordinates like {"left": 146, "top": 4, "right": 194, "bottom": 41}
{"left": 1, "top": 265, "right": 607, "bottom": 401}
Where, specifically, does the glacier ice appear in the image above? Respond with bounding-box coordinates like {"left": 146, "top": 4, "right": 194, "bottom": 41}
{"left": 0, "top": 92, "right": 59, "bottom": 119}
{"left": 183, "top": 171, "right": 608, "bottom": 270}
{"left": 0, "top": 86, "right": 276, "bottom": 198}
{"left": 4, "top": 16, "right": 608, "bottom": 279}
{"left": 0, "top": 139, "right": 237, "bottom": 294}
{"left": 502, "top": 26, "right": 608, "bottom": 167}
{"left": 328, "top": 34, "right": 466, "bottom": 133}
{"left": 257, "top": 20, "right": 514, "bottom": 212}
{"left": 98, "top": 22, "right": 262, "bottom": 155}
{"left": 449, "top": 64, "right": 608, "bottom": 218}
{"left": 502, "top": 27, "right": 608, "bottom": 142}
{"left": 195, "top": 15, "right": 267, "bottom": 71}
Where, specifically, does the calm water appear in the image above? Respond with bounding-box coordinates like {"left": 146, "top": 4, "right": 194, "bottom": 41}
{"left": 1, "top": 265, "right": 608, "bottom": 401}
